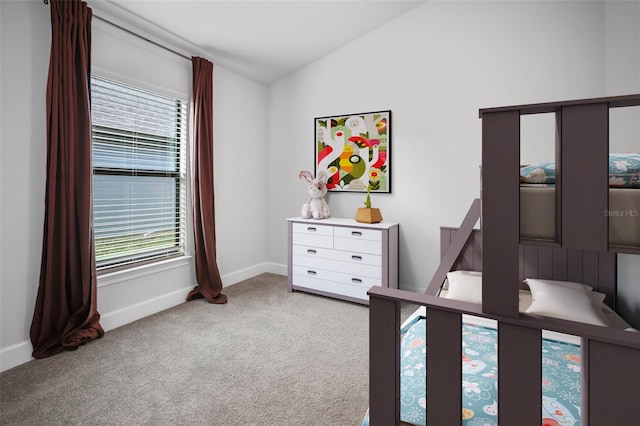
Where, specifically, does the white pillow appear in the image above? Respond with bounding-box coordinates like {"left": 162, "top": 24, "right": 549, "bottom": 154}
{"left": 601, "top": 302, "right": 632, "bottom": 329}
{"left": 525, "top": 279, "right": 609, "bottom": 326}
{"left": 443, "top": 270, "right": 482, "bottom": 304}
{"left": 590, "top": 290, "right": 606, "bottom": 305}
{"left": 524, "top": 278, "right": 593, "bottom": 292}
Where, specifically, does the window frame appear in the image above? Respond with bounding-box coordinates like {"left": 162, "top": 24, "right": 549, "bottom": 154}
{"left": 91, "top": 74, "right": 189, "bottom": 273}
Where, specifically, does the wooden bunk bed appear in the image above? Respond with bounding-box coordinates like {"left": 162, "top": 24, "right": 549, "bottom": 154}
{"left": 367, "top": 94, "right": 640, "bottom": 425}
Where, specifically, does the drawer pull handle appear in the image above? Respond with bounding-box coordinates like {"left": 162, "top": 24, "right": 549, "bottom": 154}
{"left": 351, "top": 231, "right": 363, "bottom": 237}
{"left": 307, "top": 227, "right": 317, "bottom": 232}
{"left": 307, "top": 249, "right": 317, "bottom": 254}
{"left": 351, "top": 278, "right": 363, "bottom": 284}
{"left": 307, "top": 270, "right": 317, "bottom": 276}
{"left": 352, "top": 255, "right": 363, "bottom": 261}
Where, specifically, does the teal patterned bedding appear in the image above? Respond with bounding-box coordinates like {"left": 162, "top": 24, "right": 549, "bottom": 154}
{"left": 519, "top": 152, "right": 640, "bottom": 188}
{"left": 362, "top": 316, "right": 582, "bottom": 426}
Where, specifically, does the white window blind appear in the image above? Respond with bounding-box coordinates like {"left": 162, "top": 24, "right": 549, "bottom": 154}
{"left": 91, "top": 76, "right": 187, "bottom": 271}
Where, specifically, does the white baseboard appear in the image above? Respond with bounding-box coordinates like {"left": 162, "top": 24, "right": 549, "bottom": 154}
{"left": 99, "top": 286, "right": 194, "bottom": 332}
{"left": 0, "top": 341, "right": 34, "bottom": 373}
{"left": 221, "top": 262, "right": 286, "bottom": 286}
{"left": 1, "top": 262, "right": 289, "bottom": 373}
{"left": 264, "top": 262, "right": 287, "bottom": 276}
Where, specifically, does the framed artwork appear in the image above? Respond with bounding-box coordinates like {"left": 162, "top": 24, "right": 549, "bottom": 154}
{"left": 314, "top": 110, "right": 391, "bottom": 193}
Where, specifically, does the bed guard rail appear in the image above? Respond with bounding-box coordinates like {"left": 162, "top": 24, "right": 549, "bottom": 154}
{"left": 367, "top": 286, "right": 640, "bottom": 426}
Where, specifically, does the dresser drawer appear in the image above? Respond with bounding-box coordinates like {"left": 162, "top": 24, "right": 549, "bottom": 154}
{"left": 292, "top": 265, "right": 381, "bottom": 288}
{"left": 292, "top": 274, "right": 379, "bottom": 301}
{"left": 292, "top": 222, "right": 333, "bottom": 237}
{"left": 334, "top": 237, "right": 381, "bottom": 255}
{"left": 333, "top": 226, "right": 382, "bottom": 255}
{"left": 292, "top": 234, "right": 332, "bottom": 249}
{"left": 291, "top": 244, "right": 382, "bottom": 267}
{"left": 334, "top": 226, "right": 381, "bottom": 241}
{"left": 292, "top": 223, "right": 334, "bottom": 248}
{"left": 292, "top": 254, "right": 381, "bottom": 278}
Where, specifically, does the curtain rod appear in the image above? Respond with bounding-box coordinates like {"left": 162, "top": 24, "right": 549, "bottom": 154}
{"left": 93, "top": 15, "right": 192, "bottom": 61}
{"left": 43, "top": 0, "right": 192, "bottom": 62}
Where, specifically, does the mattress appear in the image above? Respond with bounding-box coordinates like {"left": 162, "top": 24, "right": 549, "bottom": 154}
{"left": 361, "top": 315, "right": 582, "bottom": 426}
{"left": 520, "top": 186, "right": 640, "bottom": 247}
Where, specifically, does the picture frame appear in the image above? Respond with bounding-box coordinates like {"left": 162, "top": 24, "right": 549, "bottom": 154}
{"left": 314, "top": 110, "right": 391, "bottom": 193}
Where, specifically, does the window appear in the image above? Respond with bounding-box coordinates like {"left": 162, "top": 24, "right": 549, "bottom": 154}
{"left": 91, "top": 76, "right": 187, "bottom": 271}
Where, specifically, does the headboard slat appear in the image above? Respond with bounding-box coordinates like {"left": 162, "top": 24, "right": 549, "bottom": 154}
{"left": 440, "top": 227, "right": 617, "bottom": 309}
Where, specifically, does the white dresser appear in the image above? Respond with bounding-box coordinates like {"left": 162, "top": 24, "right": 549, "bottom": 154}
{"left": 287, "top": 217, "right": 399, "bottom": 304}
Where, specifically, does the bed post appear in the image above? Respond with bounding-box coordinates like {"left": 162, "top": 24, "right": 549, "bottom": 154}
{"left": 481, "top": 110, "right": 520, "bottom": 319}
{"left": 425, "top": 309, "right": 462, "bottom": 425}
{"left": 368, "top": 295, "right": 400, "bottom": 426}
{"left": 482, "top": 108, "right": 544, "bottom": 425}
{"left": 586, "top": 338, "right": 640, "bottom": 425}
{"left": 559, "top": 103, "right": 609, "bottom": 251}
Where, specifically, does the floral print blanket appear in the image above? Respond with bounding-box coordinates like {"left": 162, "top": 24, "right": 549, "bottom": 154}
{"left": 363, "top": 317, "right": 581, "bottom": 426}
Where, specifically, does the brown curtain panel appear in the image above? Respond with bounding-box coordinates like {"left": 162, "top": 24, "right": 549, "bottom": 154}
{"left": 30, "top": 0, "right": 103, "bottom": 359}
{"left": 187, "top": 57, "right": 227, "bottom": 304}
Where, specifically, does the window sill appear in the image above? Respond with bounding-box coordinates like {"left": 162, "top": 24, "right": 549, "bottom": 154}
{"left": 97, "top": 255, "right": 192, "bottom": 288}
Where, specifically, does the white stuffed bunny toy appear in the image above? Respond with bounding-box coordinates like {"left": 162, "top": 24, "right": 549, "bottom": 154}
{"left": 299, "top": 170, "right": 330, "bottom": 219}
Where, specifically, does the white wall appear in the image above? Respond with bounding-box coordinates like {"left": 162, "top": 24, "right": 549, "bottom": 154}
{"left": 268, "top": 1, "right": 603, "bottom": 289}
{"left": 606, "top": 1, "right": 640, "bottom": 153}
{"left": 0, "top": 0, "right": 269, "bottom": 371}
{"left": 1, "top": 0, "right": 50, "bottom": 371}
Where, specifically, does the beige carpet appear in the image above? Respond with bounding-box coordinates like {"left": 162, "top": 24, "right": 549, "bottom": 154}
{"left": 1, "top": 273, "right": 387, "bottom": 426}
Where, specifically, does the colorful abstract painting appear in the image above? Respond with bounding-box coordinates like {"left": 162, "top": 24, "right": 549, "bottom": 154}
{"left": 315, "top": 110, "right": 391, "bottom": 193}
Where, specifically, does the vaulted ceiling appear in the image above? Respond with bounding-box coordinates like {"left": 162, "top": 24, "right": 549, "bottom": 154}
{"left": 93, "top": 0, "right": 426, "bottom": 85}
